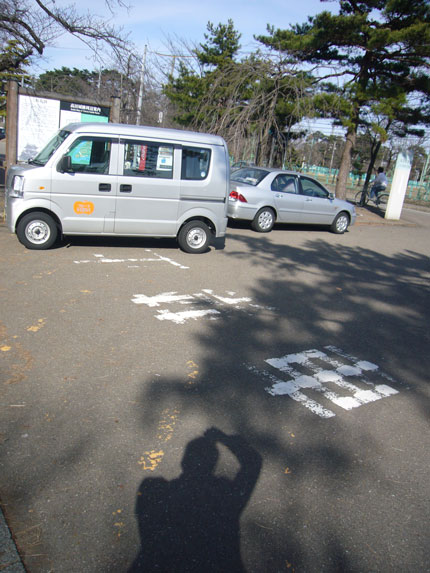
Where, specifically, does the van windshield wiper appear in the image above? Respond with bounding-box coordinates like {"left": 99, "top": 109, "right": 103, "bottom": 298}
{"left": 28, "top": 159, "right": 44, "bottom": 166}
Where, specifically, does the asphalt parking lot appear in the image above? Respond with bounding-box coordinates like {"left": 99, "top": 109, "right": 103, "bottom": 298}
{"left": 1, "top": 206, "right": 429, "bottom": 572}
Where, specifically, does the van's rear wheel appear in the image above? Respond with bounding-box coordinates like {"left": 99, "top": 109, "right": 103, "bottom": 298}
{"left": 16, "top": 212, "right": 58, "bottom": 250}
{"left": 178, "top": 221, "right": 211, "bottom": 253}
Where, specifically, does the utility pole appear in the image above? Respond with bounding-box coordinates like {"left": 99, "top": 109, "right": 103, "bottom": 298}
{"left": 136, "top": 45, "right": 147, "bottom": 126}
{"left": 329, "top": 142, "right": 336, "bottom": 173}
{"left": 419, "top": 152, "right": 430, "bottom": 184}
{"left": 6, "top": 80, "right": 18, "bottom": 171}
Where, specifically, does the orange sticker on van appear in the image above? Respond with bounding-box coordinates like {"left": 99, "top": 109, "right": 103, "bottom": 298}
{"left": 74, "top": 201, "right": 94, "bottom": 215}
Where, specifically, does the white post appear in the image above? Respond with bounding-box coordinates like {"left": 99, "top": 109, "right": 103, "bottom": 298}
{"left": 385, "top": 150, "right": 413, "bottom": 221}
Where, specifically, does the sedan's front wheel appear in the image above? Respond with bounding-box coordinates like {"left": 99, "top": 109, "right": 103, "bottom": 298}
{"left": 331, "top": 211, "right": 350, "bottom": 234}
{"left": 251, "top": 207, "right": 275, "bottom": 233}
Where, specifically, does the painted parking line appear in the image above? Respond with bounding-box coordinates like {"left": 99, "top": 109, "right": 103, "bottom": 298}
{"left": 132, "top": 289, "right": 276, "bottom": 324}
{"left": 73, "top": 251, "right": 189, "bottom": 270}
{"left": 247, "top": 346, "right": 400, "bottom": 418}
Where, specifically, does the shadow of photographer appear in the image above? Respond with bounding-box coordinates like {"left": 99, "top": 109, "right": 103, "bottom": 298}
{"left": 129, "top": 428, "right": 262, "bottom": 572}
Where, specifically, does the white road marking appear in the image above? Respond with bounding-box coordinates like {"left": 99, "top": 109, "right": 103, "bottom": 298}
{"left": 201, "top": 289, "right": 252, "bottom": 306}
{"left": 156, "top": 309, "right": 220, "bottom": 324}
{"left": 246, "top": 364, "right": 335, "bottom": 418}
{"left": 74, "top": 252, "right": 189, "bottom": 270}
{"left": 248, "top": 346, "right": 399, "bottom": 418}
{"left": 132, "top": 292, "right": 194, "bottom": 307}
{"left": 132, "top": 289, "right": 277, "bottom": 324}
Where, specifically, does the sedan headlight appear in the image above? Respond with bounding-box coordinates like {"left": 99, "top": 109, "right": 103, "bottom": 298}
{"left": 10, "top": 175, "right": 24, "bottom": 198}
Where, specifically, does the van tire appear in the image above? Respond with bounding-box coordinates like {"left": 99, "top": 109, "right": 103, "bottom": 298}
{"left": 17, "top": 212, "right": 58, "bottom": 250}
{"left": 178, "top": 221, "right": 211, "bottom": 253}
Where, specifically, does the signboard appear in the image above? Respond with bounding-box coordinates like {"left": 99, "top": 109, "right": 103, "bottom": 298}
{"left": 59, "top": 101, "right": 110, "bottom": 128}
{"left": 17, "top": 96, "right": 60, "bottom": 161}
{"left": 17, "top": 95, "right": 110, "bottom": 161}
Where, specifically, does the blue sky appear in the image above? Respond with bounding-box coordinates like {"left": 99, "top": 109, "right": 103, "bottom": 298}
{"left": 32, "top": 0, "right": 336, "bottom": 73}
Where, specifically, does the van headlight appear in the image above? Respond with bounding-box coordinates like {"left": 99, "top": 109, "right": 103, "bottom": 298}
{"left": 10, "top": 175, "right": 24, "bottom": 198}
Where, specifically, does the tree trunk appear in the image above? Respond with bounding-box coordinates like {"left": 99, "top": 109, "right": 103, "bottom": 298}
{"left": 335, "top": 126, "right": 356, "bottom": 200}
{"left": 363, "top": 140, "right": 381, "bottom": 193}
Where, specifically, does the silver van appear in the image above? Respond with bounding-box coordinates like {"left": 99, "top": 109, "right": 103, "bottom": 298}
{"left": 6, "top": 123, "right": 230, "bottom": 253}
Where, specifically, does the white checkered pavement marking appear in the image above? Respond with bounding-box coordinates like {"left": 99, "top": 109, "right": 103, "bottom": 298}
{"left": 247, "top": 346, "right": 399, "bottom": 418}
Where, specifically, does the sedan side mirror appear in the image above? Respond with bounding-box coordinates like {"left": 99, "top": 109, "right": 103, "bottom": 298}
{"left": 329, "top": 192, "right": 335, "bottom": 200}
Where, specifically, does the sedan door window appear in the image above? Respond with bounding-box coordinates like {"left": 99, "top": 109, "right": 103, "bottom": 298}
{"left": 271, "top": 175, "right": 298, "bottom": 194}
{"left": 299, "top": 177, "right": 329, "bottom": 198}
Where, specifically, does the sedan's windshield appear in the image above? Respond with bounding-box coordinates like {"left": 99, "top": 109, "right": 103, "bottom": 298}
{"left": 30, "top": 129, "right": 71, "bottom": 166}
{"left": 231, "top": 167, "right": 270, "bottom": 186}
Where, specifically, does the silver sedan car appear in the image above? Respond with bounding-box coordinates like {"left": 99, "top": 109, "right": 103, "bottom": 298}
{"left": 228, "top": 167, "right": 356, "bottom": 233}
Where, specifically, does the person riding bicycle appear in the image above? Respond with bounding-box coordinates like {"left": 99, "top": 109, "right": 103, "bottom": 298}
{"left": 369, "top": 167, "right": 388, "bottom": 202}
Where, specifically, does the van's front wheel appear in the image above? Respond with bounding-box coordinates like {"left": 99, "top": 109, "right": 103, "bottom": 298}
{"left": 178, "top": 221, "right": 211, "bottom": 253}
{"left": 17, "top": 212, "right": 58, "bottom": 250}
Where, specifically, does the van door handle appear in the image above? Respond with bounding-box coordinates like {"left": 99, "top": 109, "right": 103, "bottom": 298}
{"left": 120, "top": 184, "right": 132, "bottom": 193}
{"left": 99, "top": 183, "right": 111, "bottom": 192}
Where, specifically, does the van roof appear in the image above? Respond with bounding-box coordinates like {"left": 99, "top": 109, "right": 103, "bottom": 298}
{"left": 63, "top": 122, "right": 226, "bottom": 146}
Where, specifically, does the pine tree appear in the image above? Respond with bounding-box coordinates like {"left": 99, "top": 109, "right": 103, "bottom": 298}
{"left": 0, "top": 40, "right": 29, "bottom": 117}
{"left": 163, "top": 20, "right": 241, "bottom": 130}
{"left": 257, "top": 0, "right": 430, "bottom": 198}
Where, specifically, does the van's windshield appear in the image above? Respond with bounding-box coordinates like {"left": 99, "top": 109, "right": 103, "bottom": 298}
{"left": 29, "top": 129, "right": 71, "bottom": 166}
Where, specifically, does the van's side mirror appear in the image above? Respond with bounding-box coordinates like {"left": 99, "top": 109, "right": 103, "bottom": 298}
{"left": 59, "top": 155, "right": 72, "bottom": 173}
{"left": 329, "top": 192, "right": 335, "bottom": 200}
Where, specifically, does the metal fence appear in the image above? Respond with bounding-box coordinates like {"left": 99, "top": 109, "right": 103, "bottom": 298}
{"left": 301, "top": 165, "right": 430, "bottom": 203}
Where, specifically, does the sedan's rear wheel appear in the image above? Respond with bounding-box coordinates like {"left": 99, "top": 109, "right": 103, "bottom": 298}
{"left": 331, "top": 211, "right": 350, "bottom": 234}
{"left": 251, "top": 207, "right": 275, "bottom": 233}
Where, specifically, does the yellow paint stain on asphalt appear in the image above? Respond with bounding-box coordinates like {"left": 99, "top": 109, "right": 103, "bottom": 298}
{"left": 114, "top": 521, "right": 125, "bottom": 538}
{"left": 186, "top": 360, "right": 199, "bottom": 385}
{"left": 0, "top": 321, "right": 34, "bottom": 384}
{"left": 157, "top": 409, "right": 180, "bottom": 442}
{"left": 138, "top": 450, "right": 164, "bottom": 471}
{"left": 27, "top": 319, "right": 46, "bottom": 332}
{"left": 80, "top": 290, "right": 92, "bottom": 294}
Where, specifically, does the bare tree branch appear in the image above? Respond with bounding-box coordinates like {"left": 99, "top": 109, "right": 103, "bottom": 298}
{"left": 0, "top": 0, "right": 132, "bottom": 72}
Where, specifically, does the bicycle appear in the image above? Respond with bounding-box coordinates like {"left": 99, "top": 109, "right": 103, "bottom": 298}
{"left": 354, "top": 186, "right": 389, "bottom": 207}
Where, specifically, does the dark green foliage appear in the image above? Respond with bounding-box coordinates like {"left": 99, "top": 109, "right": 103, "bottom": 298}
{"left": 163, "top": 20, "right": 241, "bottom": 128}
{"left": 0, "top": 40, "right": 30, "bottom": 116}
{"left": 35, "top": 67, "right": 98, "bottom": 96}
{"left": 257, "top": 0, "right": 430, "bottom": 196}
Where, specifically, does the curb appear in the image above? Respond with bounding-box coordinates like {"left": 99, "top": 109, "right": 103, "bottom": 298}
{"left": 0, "top": 507, "right": 26, "bottom": 572}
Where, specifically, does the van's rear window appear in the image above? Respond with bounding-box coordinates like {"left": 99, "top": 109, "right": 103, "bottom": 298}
{"left": 181, "top": 147, "right": 211, "bottom": 180}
